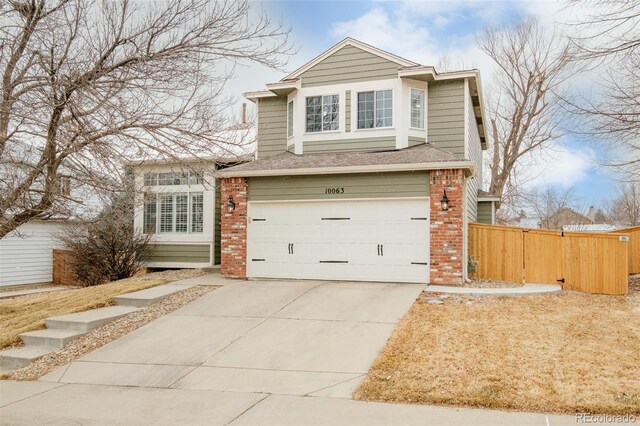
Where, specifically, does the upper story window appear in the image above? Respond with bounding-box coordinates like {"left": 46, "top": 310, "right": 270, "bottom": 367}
{"left": 144, "top": 171, "right": 203, "bottom": 186}
{"left": 287, "top": 100, "right": 294, "bottom": 138}
{"left": 306, "top": 94, "right": 339, "bottom": 133}
{"left": 410, "top": 89, "right": 425, "bottom": 129}
{"left": 357, "top": 90, "right": 392, "bottom": 129}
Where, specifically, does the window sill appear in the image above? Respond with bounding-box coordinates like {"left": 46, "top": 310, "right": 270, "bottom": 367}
{"left": 409, "top": 127, "right": 426, "bottom": 131}
{"left": 304, "top": 130, "right": 341, "bottom": 136}
{"left": 352, "top": 127, "right": 395, "bottom": 132}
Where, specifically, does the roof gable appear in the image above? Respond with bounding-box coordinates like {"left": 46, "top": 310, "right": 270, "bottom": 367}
{"left": 283, "top": 38, "right": 417, "bottom": 81}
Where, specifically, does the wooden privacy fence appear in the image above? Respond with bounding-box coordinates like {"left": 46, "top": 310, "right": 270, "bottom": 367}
{"left": 609, "top": 226, "right": 640, "bottom": 274}
{"left": 469, "top": 223, "right": 629, "bottom": 295}
{"left": 52, "top": 249, "right": 80, "bottom": 286}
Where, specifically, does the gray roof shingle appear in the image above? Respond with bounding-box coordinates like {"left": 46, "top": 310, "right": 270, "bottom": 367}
{"left": 218, "top": 143, "right": 469, "bottom": 177}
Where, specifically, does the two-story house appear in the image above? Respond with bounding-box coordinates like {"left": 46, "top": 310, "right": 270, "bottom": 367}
{"left": 217, "top": 38, "right": 497, "bottom": 285}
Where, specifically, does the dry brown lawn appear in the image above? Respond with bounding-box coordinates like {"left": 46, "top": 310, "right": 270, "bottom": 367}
{"left": 355, "top": 279, "right": 640, "bottom": 415}
{"left": 0, "top": 274, "right": 176, "bottom": 349}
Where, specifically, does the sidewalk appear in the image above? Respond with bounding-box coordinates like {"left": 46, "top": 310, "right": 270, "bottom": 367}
{"left": 0, "top": 380, "right": 576, "bottom": 425}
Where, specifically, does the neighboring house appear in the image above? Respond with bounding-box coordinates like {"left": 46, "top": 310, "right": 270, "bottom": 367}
{"left": 0, "top": 220, "right": 73, "bottom": 287}
{"left": 562, "top": 224, "right": 618, "bottom": 232}
{"left": 216, "top": 38, "right": 497, "bottom": 285}
{"left": 0, "top": 174, "right": 101, "bottom": 287}
{"left": 539, "top": 206, "right": 595, "bottom": 230}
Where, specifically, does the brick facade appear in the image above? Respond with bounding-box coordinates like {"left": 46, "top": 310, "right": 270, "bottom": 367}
{"left": 220, "top": 177, "right": 248, "bottom": 278}
{"left": 429, "top": 169, "right": 465, "bottom": 285}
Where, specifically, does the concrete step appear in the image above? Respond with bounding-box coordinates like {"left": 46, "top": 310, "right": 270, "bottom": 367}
{"left": 19, "top": 329, "right": 86, "bottom": 349}
{"left": 113, "top": 284, "right": 194, "bottom": 307}
{"left": 0, "top": 346, "right": 52, "bottom": 370}
{"left": 45, "top": 306, "right": 138, "bottom": 332}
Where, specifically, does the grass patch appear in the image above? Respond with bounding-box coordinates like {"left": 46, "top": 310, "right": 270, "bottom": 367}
{"left": 354, "top": 282, "right": 640, "bottom": 415}
{"left": 0, "top": 276, "right": 170, "bottom": 349}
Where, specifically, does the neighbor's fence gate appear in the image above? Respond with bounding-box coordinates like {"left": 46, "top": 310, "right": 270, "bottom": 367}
{"left": 52, "top": 249, "right": 80, "bottom": 286}
{"left": 469, "top": 223, "right": 630, "bottom": 295}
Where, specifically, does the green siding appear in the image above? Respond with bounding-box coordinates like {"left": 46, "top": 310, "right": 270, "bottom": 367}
{"left": 257, "top": 96, "right": 287, "bottom": 158}
{"left": 477, "top": 201, "right": 493, "bottom": 224}
{"left": 345, "top": 90, "right": 351, "bottom": 132}
{"left": 249, "top": 172, "right": 429, "bottom": 201}
{"left": 214, "top": 185, "right": 221, "bottom": 265}
{"left": 408, "top": 136, "right": 425, "bottom": 147}
{"left": 428, "top": 80, "right": 465, "bottom": 156}
{"left": 303, "top": 137, "right": 395, "bottom": 154}
{"left": 146, "top": 244, "right": 211, "bottom": 263}
{"left": 299, "top": 46, "right": 400, "bottom": 87}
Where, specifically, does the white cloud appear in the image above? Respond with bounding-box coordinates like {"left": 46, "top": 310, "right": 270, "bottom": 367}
{"left": 330, "top": 8, "right": 436, "bottom": 63}
{"left": 516, "top": 142, "right": 597, "bottom": 189}
{"left": 433, "top": 15, "right": 451, "bottom": 28}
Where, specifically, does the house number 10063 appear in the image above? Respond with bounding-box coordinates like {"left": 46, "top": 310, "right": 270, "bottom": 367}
{"left": 325, "top": 187, "right": 345, "bottom": 194}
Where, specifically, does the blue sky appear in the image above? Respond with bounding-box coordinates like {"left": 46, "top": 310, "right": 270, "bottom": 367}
{"left": 230, "top": 0, "right": 619, "bottom": 210}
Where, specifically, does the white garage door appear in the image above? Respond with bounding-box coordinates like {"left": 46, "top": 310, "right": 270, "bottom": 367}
{"left": 247, "top": 198, "right": 429, "bottom": 283}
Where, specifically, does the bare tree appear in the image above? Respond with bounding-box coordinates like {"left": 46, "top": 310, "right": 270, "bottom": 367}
{"left": 0, "top": 0, "right": 291, "bottom": 239}
{"left": 564, "top": 0, "right": 640, "bottom": 180}
{"left": 477, "top": 18, "right": 577, "bottom": 205}
{"left": 525, "top": 186, "right": 583, "bottom": 229}
{"left": 608, "top": 182, "right": 640, "bottom": 227}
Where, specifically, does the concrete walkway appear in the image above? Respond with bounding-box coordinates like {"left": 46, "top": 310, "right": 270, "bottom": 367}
{"left": 424, "top": 283, "right": 562, "bottom": 296}
{"left": 0, "top": 286, "right": 71, "bottom": 299}
{"left": 0, "top": 277, "right": 574, "bottom": 425}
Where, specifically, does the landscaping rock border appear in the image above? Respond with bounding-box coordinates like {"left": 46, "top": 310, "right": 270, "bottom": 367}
{"left": 2, "top": 285, "right": 217, "bottom": 381}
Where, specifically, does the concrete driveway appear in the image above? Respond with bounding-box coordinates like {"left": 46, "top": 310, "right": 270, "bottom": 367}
{"left": 0, "top": 278, "right": 574, "bottom": 425}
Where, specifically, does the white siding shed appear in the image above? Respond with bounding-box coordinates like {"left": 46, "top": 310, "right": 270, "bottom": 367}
{"left": 0, "top": 221, "right": 72, "bottom": 287}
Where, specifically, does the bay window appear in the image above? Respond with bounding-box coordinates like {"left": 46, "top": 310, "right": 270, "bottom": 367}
{"left": 410, "top": 89, "right": 425, "bottom": 129}
{"left": 143, "top": 170, "right": 203, "bottom": 186}
{"left": 287, "top": 100, "right": 294, "bottom": 137}
{"left": 306, "top": 94, "right": 339, "bottom": 132}
{"left": 143, "top": 194, "right": 157, "bottom": 234}
{"left": 357, "top": 89, "right": 393, "bottom": 129}
{"left": 190, "top": 193, "right": 203, "bottom": 233}
{"left": 143, "top": 192, "right": 204, "bottom": 234}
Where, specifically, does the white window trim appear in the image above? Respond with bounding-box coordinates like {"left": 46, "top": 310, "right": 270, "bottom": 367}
{"left": 409, "top": 88, "right": 425, "bottom": 130}
{"left": 304, "top": 93, "right": 340, "bottom": 134}
{"left": 355, "top": 89, "right": 394, "bottom": 130}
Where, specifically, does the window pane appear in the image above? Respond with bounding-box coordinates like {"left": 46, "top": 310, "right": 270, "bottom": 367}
{"left": 191, "top": 193, "right": 203, "bottom": 233}
{"left": 188, "top": 171, "right": 203, "bottom": 185}
{"left": 159, "top": 194, "right": 173, "bottom": 233}
{"left": 322, "top": 94, "right": 339, "bottom": 131}
{"left": 287, "top": 101, "right": 294, "bottom": 137}
{"left": 306, "top": 96, "right": 322, "bottom": 132}
{"left": 375, "top": 90, "right": 392, "bottom": 128}
{"left": 144, "top": 172, "right": 157, "bottom": 186}
{"left": 357, "top": 91, "right": 374, "bottom": 129}
{"left": 411, "top": 89, "right": 425, "bottom": 128}
{"left": 143, "top": 194, "right": 157, "bottom": 234}
{"left": 157, "top": 172, "right": 190, "bottom": 186}
{"left": 178, "top": 173, "right": 189, "bottom": 185}
{"left": 175, "top": 194, "right": 188, "bottom": 233}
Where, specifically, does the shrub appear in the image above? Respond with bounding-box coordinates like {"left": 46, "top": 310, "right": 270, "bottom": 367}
{"left": 60, "top": 193, "right": 152, "bottom": 286}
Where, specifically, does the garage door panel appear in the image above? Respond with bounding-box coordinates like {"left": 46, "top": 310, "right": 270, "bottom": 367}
{"left": 247, "top": 199, "right": 429, "bottom": 283}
